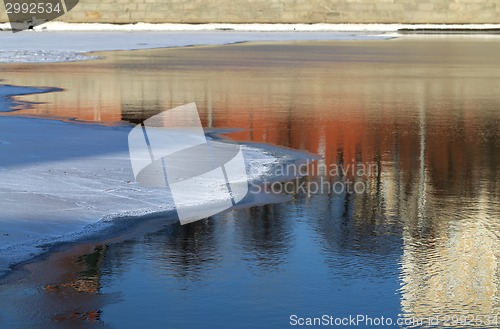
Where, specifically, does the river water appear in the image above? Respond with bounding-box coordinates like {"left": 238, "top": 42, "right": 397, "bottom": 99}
{"left": 0, "top": 37, "right": 499, "bottom": 328}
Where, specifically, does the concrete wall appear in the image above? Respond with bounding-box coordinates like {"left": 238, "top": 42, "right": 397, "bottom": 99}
{"left": 1, "top": 0, "right": 500, "bottom": 24}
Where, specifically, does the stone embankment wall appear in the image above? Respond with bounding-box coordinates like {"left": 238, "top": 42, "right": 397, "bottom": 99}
{"left": 1, "top": 0, "right": 499, "bottom": 24}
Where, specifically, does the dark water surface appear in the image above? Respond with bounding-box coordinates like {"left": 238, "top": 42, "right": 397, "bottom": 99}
{"left": 1, "top": 37, "right": 499, "bottom": 328}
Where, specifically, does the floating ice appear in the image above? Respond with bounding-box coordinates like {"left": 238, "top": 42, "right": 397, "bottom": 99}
{"left": 0, "top": 86, "right": 310, "bottom": 277}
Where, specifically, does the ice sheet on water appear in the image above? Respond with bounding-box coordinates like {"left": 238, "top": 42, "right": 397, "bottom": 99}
{"left": 0, "top": 86, "right": 311, "bottom": 276}
{"left": 0, "top": 30, "right": 390, "bottom": 63}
